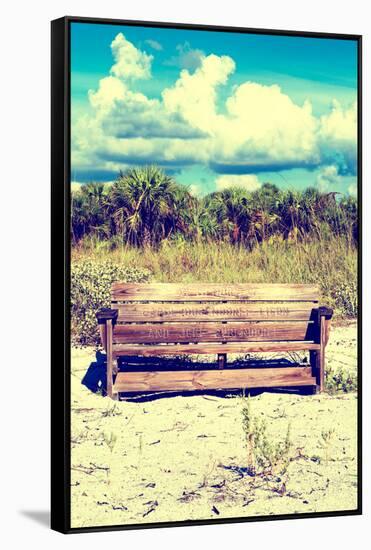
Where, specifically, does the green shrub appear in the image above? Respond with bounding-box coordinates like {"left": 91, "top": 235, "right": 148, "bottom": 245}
{"left": 71, "top": 260, "right": 151, "bottom": 345}
{"left": 325, "top": 365, "right": 357, "bottom": 394}
{"left": 331, "top": 280, "right": 358, "bottom": 317}
{"left": 241, "top": 395, "right": 292, "bottom": 476}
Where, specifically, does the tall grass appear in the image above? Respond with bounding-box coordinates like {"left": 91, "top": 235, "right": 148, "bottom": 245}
{"left": 72, "top": 234, "right": 357, "bottom": 318}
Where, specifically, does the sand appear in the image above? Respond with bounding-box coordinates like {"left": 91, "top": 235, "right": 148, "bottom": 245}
{"left": 70, "top": 322, "right": 358, "bottom": 528}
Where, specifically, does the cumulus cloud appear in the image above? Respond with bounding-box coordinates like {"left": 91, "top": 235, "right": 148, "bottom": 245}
{"left": 163, "top": 54, "right": 235, "bottom": 133}
{"left": 216, "top": 174, "right": 261, "bottom": 191}
{"left": 110, "top": 33, "right": 153, "bottom": 80}
{"left": 318, "top": 100, "right": 357, "bottom": 174}
{"left": 87, "top": 39, "right": 208, "bottom": 141}
{"left": 320, "top": 100, "right": 357, "bottom": 142}
{"left": 89, "top": 76, "right": 205, "bottom": 139}
{"left": 72, "top": 33, "right": 358, "bottom": 184}
{"left": 88, "top": 76, "right": 127, "bottom": 113}
{"left": 213, "top": 82, "right": 319, "bottom": 170}
{"left": 316, "top": 165, "right": 341, "bottom": 192}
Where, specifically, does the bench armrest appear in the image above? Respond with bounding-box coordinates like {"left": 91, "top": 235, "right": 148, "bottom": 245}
{"left": 96, "top": 308, "right": 119, "bottom": 325}
{"left": 318, "top": 306, "right": 333, "bottom": 320}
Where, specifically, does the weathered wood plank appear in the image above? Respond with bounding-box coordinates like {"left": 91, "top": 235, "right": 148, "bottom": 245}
{"left": 112, "top": 321, "right": 314, "bottom": 344}
{"left": 114, "top": 302, "right": 315, "bottom": 322}
{"left": 112, "top": 341, "right": 320, "bottom": 357}
{"left": 113, "top": 367, "right": 316, "bottom": 392}
{"left": 111, "top": 283, "right": 319, "bottom": 302}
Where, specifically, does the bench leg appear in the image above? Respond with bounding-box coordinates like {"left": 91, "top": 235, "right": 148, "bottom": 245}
{"left": 106, "top": 319, "right": 114, "bottom": 398}
{"left": 319, "top": 315, "right": 326, "bottom": 392}
{"left": 112, "top": 359, "right": 119, "bottom": 400}
{"left": 310, "top": 313, "right": 327, "bottom": 394}
{"left": 310, "top": 349, "right": 324, "bottom": 393}
{"left": 309, "top": 351, "right": 316, "bottom": 392}
{"left": 217, "top": 353, "right": 227, "bottom": 369}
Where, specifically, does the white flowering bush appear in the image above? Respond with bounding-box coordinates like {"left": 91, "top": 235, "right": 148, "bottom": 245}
{"left": 71, "top": 260, "right": 151, "bottom": 345}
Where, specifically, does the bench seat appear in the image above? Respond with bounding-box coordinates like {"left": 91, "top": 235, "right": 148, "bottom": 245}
{"left": 113, "top": 367, "right": 316, "bottom": 393}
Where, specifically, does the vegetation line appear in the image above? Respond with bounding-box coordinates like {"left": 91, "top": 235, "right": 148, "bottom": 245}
{"left": 71, "top": 165, "right": 357, "bottom": 249}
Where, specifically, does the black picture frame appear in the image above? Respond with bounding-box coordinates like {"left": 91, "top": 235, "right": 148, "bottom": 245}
{"left": 51, "top": 15, "right": 362, "bottom": 534}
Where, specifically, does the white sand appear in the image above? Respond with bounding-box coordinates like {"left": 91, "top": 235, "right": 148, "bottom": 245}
{"left": 71, "top": 322, "right": 358, "bottom": 528}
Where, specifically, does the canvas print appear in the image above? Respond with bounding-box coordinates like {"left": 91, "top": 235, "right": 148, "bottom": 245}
{"left": 68, "top": 20, "right": 360, "bottom": 529}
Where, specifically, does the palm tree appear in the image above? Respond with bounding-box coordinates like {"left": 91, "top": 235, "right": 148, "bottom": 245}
{"left": 71, "top": 182, "right": 110, "bottom": 242}
{"left": 248, "top": 183, "right": 280, "bottom": 242}
{"left": 109, "top": 166, "right": 179, "bottom": 247}
{"left": 192, "top": 198, "right": 220, "bottom": 242}
{"left": 170, "top": 184, "right": 200, "bottom": 240}
{"left": 203, "top": 187, "right": 252, "bottom": 244}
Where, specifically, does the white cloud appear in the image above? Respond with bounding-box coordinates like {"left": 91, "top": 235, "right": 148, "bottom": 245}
{"left": 215, "top": 174, "right": 261, "bottom": 191}
{"left": 319, "top": 100, "right": 357, "bottom": 143}
{"left": 95, "top": 136, "right": 209, "bottom": 166}
{"left": 110, "top": 33, "right": 153, "bottom": 80}
{"left": 163, "top": 54, "right": 235, "bottom": 133}
{"left": 72, "top": 33, "right": 358, "bottom": 184}
{"left": 87, "top": 62, "right": 206, "bottom": 140}
{"left": 145, "top": 39, "right": 163, "bottom": 51}
{"left": 316, "top": 165, "right": 340, "bottom": 191}
{"left": 88, "top": 76, "right": 127, "bottom": 113}
{"left": 318, "top": 100, "right": 357, "bottom": 174}
{"left": 214, "top": 82, "right": 319, "bottom": 168}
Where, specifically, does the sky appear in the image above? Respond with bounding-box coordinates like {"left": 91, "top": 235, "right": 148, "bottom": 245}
{"left": 70, "top": 22, "right": 358, "bottom": 197}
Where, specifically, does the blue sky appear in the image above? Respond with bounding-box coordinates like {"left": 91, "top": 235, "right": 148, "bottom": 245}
{"left": 71, "top": 22, "right": 358, "bottom": 196}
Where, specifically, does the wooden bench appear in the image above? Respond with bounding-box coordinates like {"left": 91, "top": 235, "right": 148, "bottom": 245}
{"left": 96, "top": 283, "right": 333, "bottom": 399}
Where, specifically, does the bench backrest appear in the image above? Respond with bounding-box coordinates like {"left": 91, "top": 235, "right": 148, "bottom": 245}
{"left": 110, "top": 283, "right": 319, "bottom": 345}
